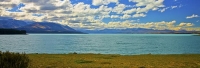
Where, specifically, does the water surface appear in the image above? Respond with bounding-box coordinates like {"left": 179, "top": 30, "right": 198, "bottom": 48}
{"left": 0, "top": 34, "right": 200, "bottom": 55}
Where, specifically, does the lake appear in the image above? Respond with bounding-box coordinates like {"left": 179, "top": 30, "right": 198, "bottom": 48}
{"left": 0, "top": 34, "right": 200, "bottom": 55}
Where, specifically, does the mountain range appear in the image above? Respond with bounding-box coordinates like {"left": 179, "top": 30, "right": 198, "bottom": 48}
{"left": 0, "top": 17, "right": 199, "bottom": 34}
{"left": 80, "top": 28, "right": 200, "bottom": 34}
{"left": 0, "top": 17, "right": 83, "bottom": 34}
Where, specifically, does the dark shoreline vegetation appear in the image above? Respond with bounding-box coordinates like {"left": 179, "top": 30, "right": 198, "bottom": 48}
{"left": 0, "top": 28, "right": 26, "bottom": 35}
{"left": 1, "top": 28, "right": 198, "bottom": 35}
{"left": 1, "top": 51, "right": 200, "bottom": 68}
{"left": 0, "top": 51, "right": 29, "bottom": 68}
{"left": 0, "top": 28, "right": 87, "bottom": 35}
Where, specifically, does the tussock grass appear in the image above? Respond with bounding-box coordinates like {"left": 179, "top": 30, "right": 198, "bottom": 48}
{"left": 0, "top": 51, "right": 29, "bottom": 68}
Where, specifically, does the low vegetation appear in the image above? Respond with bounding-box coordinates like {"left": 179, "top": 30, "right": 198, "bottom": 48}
{"left": 1, "top": 51, "right": 200, "bottom": 68}
{"left": 0, "top": 28, "right": 26, "bottom": 34}
{"left": 28, "top": 53, "right": 200, "bottom": 68}
{"left": 0, "top": 51, "right": 29, "bottom": 68}
{"left": 75, "top": 59, "right": 93, "bottom": 64}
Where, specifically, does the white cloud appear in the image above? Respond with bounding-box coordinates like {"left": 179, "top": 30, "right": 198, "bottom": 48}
{"left": 121, "top": 14, "right": 131, "bottom": 19}
{"left": 0, "top": 0, "right": 200, "bottom": 31}
{"left": 186, "top": 14, "right": 199, "bottom": 19}
{"left": 171, "top": 6, "right": 178, "bottom": 9}
{"left": 75, "top": 20, "right": 197, "bottom": 31}
{"left": 111, "top": 15, "right": 120, "bottom": 18}
{"left": 126, "top": 0, "right": 165, "bottom": 16}
{"left": 112, "top": 4, "right": 126, "bottom": 14}
{"left": 152, "top": 8, "right": 158, "bottom": 11}
{"left": 178, "top": 23, "right": 194, "bottom": 27}
{"left": 159, "top": 8, "right": 166, "bottom": 12}
{"left": 20, "top": 0, "right": 73, "bottom": 12}
{"left": 159, "top": 7, "right": 169, "bottom": 12}
{"left": 0, "top": 0, "right": 20, "bottom": 10}
{"left": 102, "top": 15, "right": 111, "bottom": 18}
{"left": 129, "top": 0, "right": 164, "bottom": 7}
{"left": 159, "top": 5, "right": 179, "bottom": 13}
{"left": 125, "top": 5, "right": 136, "bottom": 8}
{"left": 122, "top": 8, "right": 137, "bottom": 14}
{"left": 92, "top": 0, "right": 119, "bottom": 6}
{"left": 132, "top": 13, "right": 146, "bottom": 18}
{"left": 0, "top": 0, "right": 166, "bottom": 23}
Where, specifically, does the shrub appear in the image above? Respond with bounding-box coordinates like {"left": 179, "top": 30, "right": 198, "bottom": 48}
{"left": 0, "top": 51, "right": 29, "bottom": 68}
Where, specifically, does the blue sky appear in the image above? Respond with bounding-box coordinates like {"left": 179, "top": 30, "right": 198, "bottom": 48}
{"left": 0, "top": 0, "right": 200, "bottom": 31}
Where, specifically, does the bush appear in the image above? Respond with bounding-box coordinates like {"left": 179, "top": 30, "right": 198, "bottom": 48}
{"left": 0, "top": 51, "right": 29, "bottom": 68}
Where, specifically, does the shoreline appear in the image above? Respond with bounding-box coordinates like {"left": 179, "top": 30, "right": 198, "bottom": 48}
{"left": 27, "top": 53, "right": 200, "bottom": 68}
{"left": 27, "top": 52, "right": 200, "bottom": 55}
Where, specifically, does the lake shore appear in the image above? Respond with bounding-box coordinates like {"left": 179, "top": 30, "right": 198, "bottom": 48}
{"left": 27, "top": 54, "right": 200, "bottom": 68}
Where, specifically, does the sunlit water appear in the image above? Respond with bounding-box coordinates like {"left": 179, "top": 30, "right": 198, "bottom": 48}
{"left": 0, "top": 34, "right": 200, "bottom": 55}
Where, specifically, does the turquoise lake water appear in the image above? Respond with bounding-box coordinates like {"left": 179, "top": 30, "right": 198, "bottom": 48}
{"left": 0, "top": 34, "right": 200, "bottom": 55}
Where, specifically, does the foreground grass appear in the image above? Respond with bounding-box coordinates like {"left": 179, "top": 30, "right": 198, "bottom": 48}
{"left": 0, "top": 51, "right": 29, "bottom": 68}
{"left": 27, "top": 54, "right": 200, "bottom": 68}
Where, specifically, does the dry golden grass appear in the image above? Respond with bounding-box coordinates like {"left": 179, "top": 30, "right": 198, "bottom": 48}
{"left": 28, "top": 54, "right": 200, "bottom": 68}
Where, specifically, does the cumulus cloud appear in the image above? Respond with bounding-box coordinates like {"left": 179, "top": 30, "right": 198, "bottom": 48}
{"left": 178, "top": 23, "right": 194, "bottom": 27}
{"left": 111, "top": 15, "right": 120, "bottom": 18}
{"left": 132, "top": 13, "right": 146, "bottom": 18}
{"left": 0, "top": 0, "right": 165, "bottom": 23}
{"left": 0, "top": 0, "right": 20, "bottom": 9}
{"left": 121, "top": 14, "right": 131, "bottom": 19}
{"left": 186, "top": 14, "right": 199, "bottom": 19}
{"left": 112, "top": 4, "right": 126, "bottom": 14}
{"left": 92, "top": 0, "right": 119, "bottom": 6}
{"left": 124, "top": 0, "right": 165, "bottom": 15}
{"left": 129, "top": 0, "right": 164, "bottom": 7}
{"left": 20, "top": 0, "right": 73, "bottom": 13}
{"left": 0, "top": 0, "right": 199, "bottom": 31}
{"left": 122, "top": 8, "right": 137, "bottom": 14}
{"left": 74, "top": 20, "right": 196, "bottom": 31}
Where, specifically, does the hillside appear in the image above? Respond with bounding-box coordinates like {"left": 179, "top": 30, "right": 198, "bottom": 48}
{"left": 18, "top": 22, "right": 82, "bottom": 33}
{"left": 0, "top": 17, "right": 83, "bottom": 34}
{"left": 1, "top": 17, "right": 199, "bottom": 34}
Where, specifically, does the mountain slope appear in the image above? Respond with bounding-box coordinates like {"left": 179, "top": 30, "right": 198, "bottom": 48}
{"left": 0, "top": 17, "right": 83, "bottom": 33}
{"left": 0, "top": 19, "right": 32, "bottom": 28}
{"left": 18, "top": 22, "right": 82, "bottom": 33}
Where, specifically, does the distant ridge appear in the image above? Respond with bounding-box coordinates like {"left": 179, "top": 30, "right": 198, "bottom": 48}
{"left": 1, "top": 17, "right": 199, "bottom": 34}
{"left": 0, "top": 18, "right": 32, "bottom": 28}
{"left": 0, "top": 17, "right": 83, "bottom": 34}
{"left": 18, "top": 22, "right": 83, "bottom": 33}
{"left": 80, "top": 28, "right": 200, "bottom": 34}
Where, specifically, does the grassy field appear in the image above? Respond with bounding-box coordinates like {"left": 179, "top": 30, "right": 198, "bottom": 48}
{"left": 27, "top": 54, "right": 200, "bottom": 68}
